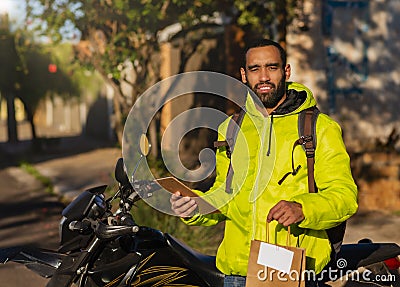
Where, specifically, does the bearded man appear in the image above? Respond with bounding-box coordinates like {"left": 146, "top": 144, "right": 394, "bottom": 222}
{"left": 171, "top": 38, "right": 358, "bottom": 287}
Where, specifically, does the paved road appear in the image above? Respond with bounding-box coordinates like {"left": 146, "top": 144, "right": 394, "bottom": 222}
{"left": 0, "top": 167, "right": 61, "bottom": 286}
{"left": 0, "top": 139, "right": 121, "bottom": 287}
{"left": 0, "top": 140, "right": 399, "bottom": 286}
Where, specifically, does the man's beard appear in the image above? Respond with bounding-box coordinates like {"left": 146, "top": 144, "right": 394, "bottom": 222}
{"left": 250, "top": 77, "right": 286, "bottom": 109}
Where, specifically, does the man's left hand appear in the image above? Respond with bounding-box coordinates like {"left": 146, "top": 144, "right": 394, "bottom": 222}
{"left": 267, "top": 200, "right": 304, "bottom": 226}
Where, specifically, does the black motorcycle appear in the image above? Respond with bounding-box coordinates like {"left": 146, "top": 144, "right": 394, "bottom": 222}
{"left": 1, "top": 135, "right": 399, "bottom": 287}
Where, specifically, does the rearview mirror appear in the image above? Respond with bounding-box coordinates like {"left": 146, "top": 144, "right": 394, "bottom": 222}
{"left": 115, "top": 158, "right": 130, "bottom": 186}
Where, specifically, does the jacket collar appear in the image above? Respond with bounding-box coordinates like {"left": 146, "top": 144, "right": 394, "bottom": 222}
{"left": 244, "top": 82, "right": 317, "bottom": 118}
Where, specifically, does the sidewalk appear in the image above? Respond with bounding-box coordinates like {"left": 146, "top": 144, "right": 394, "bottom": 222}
{"left": 34, "top": 146, "right": 122, "bottom": 201}
{"left": 0, "top": 136, "right": 121, "bottom": 287}
{"left": 0, "top": 136, "right": 122, "bottom": 246}
{"left": 0, "top": 166, "right": 63, "bottom": 286}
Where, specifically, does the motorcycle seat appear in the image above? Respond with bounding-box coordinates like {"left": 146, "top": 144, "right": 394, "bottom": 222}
{"left": 165, "top": 233, "right": 224, "bottom": 286}
{"left": 338, "top": 242, "right": 400, "bottom": 269}
{"left": 319, "top": 242, "right": 400, "bottom": 282}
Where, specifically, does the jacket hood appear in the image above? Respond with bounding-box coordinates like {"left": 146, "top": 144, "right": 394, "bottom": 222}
{"left": 274, "top": 82, "right": 317, "bottom": 115}
{"left": 282, "top": 82, "right": 316, "bottom": 113}
{"left": 274, "top": 82, "right": 316, "bottom": 115}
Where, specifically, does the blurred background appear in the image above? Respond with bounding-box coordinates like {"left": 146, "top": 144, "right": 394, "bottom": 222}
{"left": 0, "top": 0, "right": 399, "bottom": 254}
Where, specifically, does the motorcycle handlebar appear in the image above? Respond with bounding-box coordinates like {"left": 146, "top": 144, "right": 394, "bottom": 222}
{"left": 94, "top": 221, "right": 139, "bottom": 240}
{"left": 68, "top": 220, "right": 91, "bottom": 233}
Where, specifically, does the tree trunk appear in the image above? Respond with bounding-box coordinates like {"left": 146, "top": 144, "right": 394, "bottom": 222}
{"left": 224, "top": 24, "right": 246, "bottom": 115}
{"left": 18, "top": 97, "right": 37, "bottom": 139}
{"left": 224, "top": 24, "right": 245, "bottom": 81}
{"left": 0, "top": 27, "right": 19, "bottom": 143}
{"left": 276, "top": 0, "right": 288, "bottom": 49}
{"left": 5, "top": 91, "right": 18, "bottom": 143}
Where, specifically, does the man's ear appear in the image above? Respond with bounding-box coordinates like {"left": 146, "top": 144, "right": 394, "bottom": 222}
{"left": 240, "top": 67, "right": 247, "bottom": 83}
{"left": 284, "top": 64, "right": 291, "bottom": 80}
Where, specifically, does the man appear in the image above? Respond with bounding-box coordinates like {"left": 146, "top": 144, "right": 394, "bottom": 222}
{"left": 170, "top": 39, "right": 358, "bottom": 287}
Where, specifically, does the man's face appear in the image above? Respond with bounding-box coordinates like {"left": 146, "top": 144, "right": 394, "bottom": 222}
{"left": 240, "top": 46, "right": 291, "bottom": 110}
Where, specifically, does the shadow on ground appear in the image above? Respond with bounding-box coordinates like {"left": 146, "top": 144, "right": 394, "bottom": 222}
{"left": 0, "top": 134, "right": 117, "bottom": 169}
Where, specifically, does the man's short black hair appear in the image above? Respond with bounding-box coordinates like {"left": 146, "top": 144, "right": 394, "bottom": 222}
{"left": 244, "top": 39, "right": 287, "bottom": 68}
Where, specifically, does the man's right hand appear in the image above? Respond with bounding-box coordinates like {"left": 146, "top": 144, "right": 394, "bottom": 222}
{"left": 170, "top": 191, "right": 198, "bottom": 218}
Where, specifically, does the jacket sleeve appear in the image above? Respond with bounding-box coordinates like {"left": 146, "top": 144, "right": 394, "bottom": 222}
{"left": 290, "top": 117, "right": 358, "bottom": 230}
{"left": 181, "top": 120, "right": 233, "bottom": 226}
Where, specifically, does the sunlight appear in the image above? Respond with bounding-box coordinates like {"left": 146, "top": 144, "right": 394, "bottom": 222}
{"left": 0, "top": 0, "right": 14, "bottom": 14}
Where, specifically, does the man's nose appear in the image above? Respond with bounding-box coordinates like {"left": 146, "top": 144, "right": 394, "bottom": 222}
{"left": 259, "top": 67, "right": 270, "bottom": 81}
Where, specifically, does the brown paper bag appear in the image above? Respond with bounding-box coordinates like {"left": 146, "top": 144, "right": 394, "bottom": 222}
{"left": 246, "top": 224, "right": 306, "bottom": 287}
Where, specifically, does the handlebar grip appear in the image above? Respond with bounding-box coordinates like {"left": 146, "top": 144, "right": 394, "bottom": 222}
{"left": 69, "top": 220, "right": 91, "bottom": 233}
{"left": 95, "top": 222, "right": 139, "bottom": 240}
{"left": 120, "top": 213, "right": 136, "bottom": 226}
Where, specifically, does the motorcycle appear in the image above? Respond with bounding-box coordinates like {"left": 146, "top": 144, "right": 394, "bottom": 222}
{"left": 0, "top": 134, "right": 399, "bottom": 287}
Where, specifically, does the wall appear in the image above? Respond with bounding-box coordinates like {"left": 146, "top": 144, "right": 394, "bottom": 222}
{"left": 288, "top": 0, "right": 400, "bottom": 153}
{"left": 288, "top": 0, "right": 400, "bottom": 213}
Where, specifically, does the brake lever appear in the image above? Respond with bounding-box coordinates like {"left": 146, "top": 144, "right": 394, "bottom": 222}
{"left": 94, "top": 221, "right": 139, "bottom": 241}
{"left": 69, "top": 220, "right": 92, "bottom": 234}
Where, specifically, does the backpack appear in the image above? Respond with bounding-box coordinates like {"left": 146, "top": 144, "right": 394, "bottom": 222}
{"left": 213, "top": 106, "right": 346, "bottom": 257}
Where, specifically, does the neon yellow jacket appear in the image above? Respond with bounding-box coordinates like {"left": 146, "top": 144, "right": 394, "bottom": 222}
{"left": 183, "top": 82, "right": 358, "bottom": 275}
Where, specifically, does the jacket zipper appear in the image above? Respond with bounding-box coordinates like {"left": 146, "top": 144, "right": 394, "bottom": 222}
{"left": 251, "top": 115, "right": 270, "bottom": 240}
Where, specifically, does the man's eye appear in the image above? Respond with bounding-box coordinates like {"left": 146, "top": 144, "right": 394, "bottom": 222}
{"left": 249, "top": 67, "right": 258, "bottom": 72}
{"left": 268, "top": 66, "right": 278, "bottom": 71}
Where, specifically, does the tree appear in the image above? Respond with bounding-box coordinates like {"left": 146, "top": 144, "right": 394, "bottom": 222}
{"left": 1, "top": 10, "right": 80, "bottom": 146}
{"left": 15, "top": 40, "right": 79, "bottom": 144}
{"left": 25, "top": 0, "right": 300, "bottom": 148}
{"left": 0, "top": 13, "right": 18, "bottom": 143}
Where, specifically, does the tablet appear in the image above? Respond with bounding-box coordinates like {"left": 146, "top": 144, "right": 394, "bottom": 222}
{"left": 156, "top": 177, "right": 220, "bottom": 214}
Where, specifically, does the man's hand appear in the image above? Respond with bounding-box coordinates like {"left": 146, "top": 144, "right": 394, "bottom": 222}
{"left": 267, "top": 200, "right": 304, "bottom": 226}
{"left": 170, "top": 191, "right": 198, "bottom": 218}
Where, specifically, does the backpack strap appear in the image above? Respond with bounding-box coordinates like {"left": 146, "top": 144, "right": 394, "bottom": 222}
{"left": 298, "top": 107, "right": 320, "bottom": 193}
{"left": 278, "top": 107, "right": 320, "bottom": 186}
{"left": 299, "top": 106, "right": 346, "bottom": 256}
{"left": 213, "top": 109, "right": 246, "bottom": 193}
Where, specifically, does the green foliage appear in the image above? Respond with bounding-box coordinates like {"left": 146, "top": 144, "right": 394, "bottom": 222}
{"left": 0, "top": 24, "right": 19, "bottom": 92}
{"left": 20, "top": 161, "right": 54, "bottom": 194}
{"left": 45, "top": 43, "right": 103, "bottom": 98}
{"left": 23, "top": 0, "right": 301, "bottom": 147}
{"left": 25, "top": 0, "right": 300, "bottom": 102}
{"left": 15, "top": 40, "right": 79, "bottom": 111}
{"left": 1, "top": 24, "right": 86, "bottom": 139}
